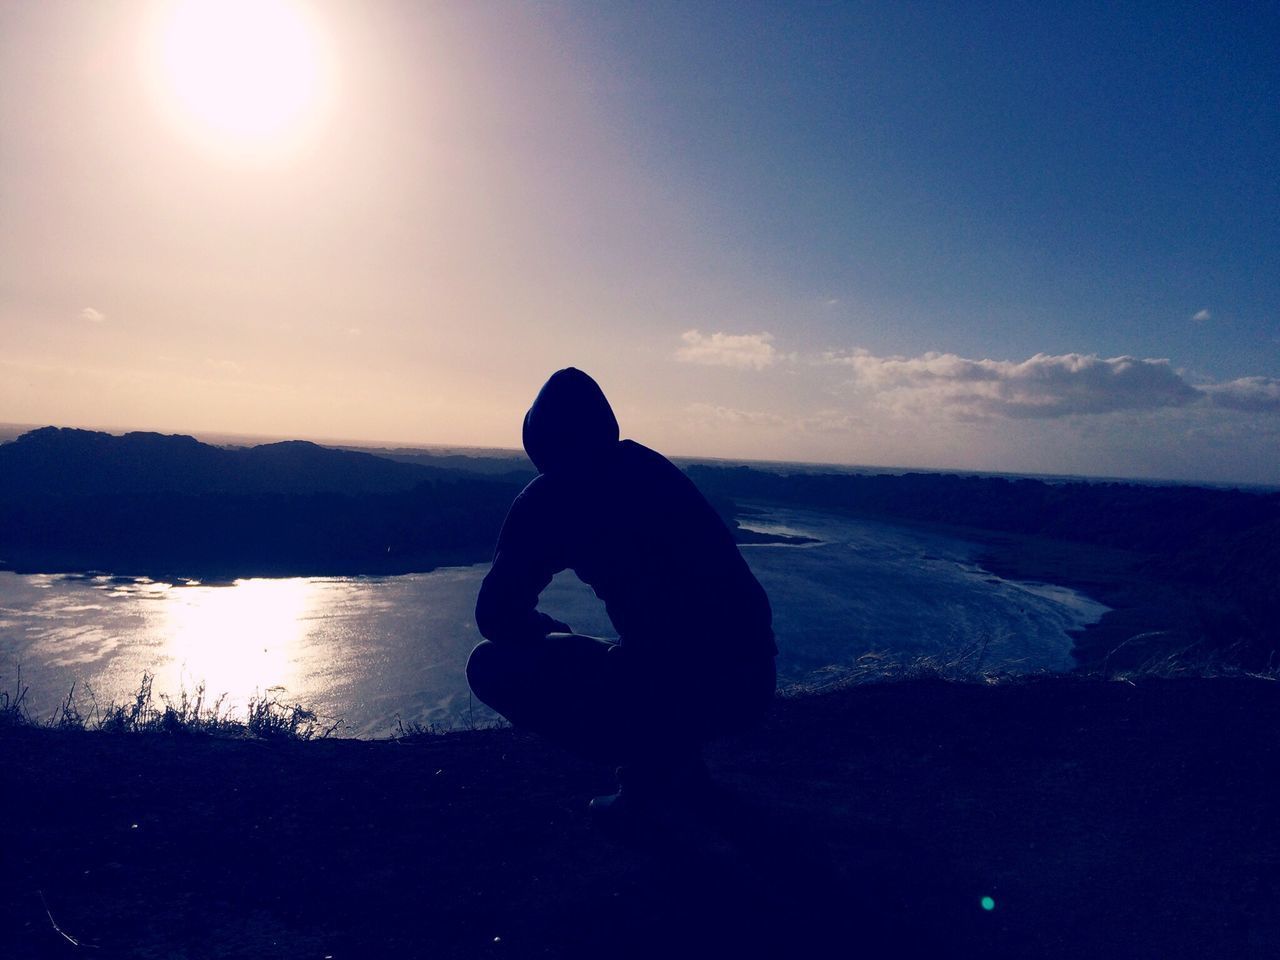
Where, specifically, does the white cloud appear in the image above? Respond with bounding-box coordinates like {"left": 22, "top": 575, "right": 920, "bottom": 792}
{"left": 79, "top": 307, "right": 105, "bottom": 323}
{"left": 685, "top": 404, "right": 876, "bottom": 436}
{"left": 685, "top": 403, "right": 788, "bottom": 427}
{"left": 667, "top": 334, "right": 1277, "bottom": 480}
{"left": 205, "top": 358, "right": 246, "bottom": 376}
{"left": 824, "top": 349, "right": 1199, "bottom": 419}
{"left": 1198, "top": 376, "right": 1280, "bottom": 412}
{"left": 1192, "top": 309, "right": 1211, "bottom": 322}
{"left": 676, "top": 333, "right": 1278, "bottom": 462}
{"left": 676, "top": 329, "right": 777, "bottom": 370}
{"left": 796, "top": 410, "right": 869, "bottom": 434}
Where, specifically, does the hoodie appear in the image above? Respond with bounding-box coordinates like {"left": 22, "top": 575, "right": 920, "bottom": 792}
{"left": 521, "top": 367, "right": 619, "bottom": 476}
{"left": 475, "top": 368, "right": 775, "bottom": 667}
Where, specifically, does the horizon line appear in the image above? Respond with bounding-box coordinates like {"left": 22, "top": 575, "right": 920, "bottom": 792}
{"left": 3, "top": 419, "right": 1276, "bottom": 493}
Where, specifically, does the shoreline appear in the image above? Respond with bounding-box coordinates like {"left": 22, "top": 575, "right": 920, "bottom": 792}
{"left": 0, "top": 546, "right": 492, "bottom": 583}
{"left": 740, "top": 503, "right": 1173, "bottom": 673}
{"left": 0, "top": 504, "right": 1199, "bottom": 687}
{"left": 0, "top": 528, "right": 808, "bottom": 582}
{"left": 960, "top": 528, "right": 1185, "bottom": 671}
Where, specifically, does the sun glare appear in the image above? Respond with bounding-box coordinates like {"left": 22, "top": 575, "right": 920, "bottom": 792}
{"left": 157, "top": 578, "right": 315, "bottom": 706}
{"left": 146, "top": 0, "right": 328, "bottom": 154}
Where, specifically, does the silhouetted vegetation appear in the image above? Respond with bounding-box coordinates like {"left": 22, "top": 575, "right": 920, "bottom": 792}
{"left": 0, "top": 670, "right": 338, "bottom": 739}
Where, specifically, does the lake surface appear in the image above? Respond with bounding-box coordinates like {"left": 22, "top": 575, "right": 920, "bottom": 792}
{"left": 0, "top": 508, "right": 1106, "bottom": 736}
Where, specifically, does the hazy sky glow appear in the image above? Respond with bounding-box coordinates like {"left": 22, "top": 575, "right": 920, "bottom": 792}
{"left": 2, "top": 1, "right": 1277, "bottom": 483}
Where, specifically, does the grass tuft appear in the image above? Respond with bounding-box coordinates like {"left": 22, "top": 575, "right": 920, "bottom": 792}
{"left": 246, "top": 686, "right": 342, "bottom": 740}
{"left": 782, "top": 633, "right": 1280, "bottom": 699}
{"left": 392, "top": 715, "right": 444, "bottom": 739}
{"left": 0, "top": 666, "right": 31, "bottom": 728}
{"left": 1101, "top": 640, "right": 1280, "bottom": 682}
{"left": 1, "top": 670, "right": 341, "bottom": 740}
{"left": 782, "top": 637, "right": 1017, "bottom": 696}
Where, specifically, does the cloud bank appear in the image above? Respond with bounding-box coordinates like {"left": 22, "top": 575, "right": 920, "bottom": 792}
{"left": 1199, "top": 376, "right": 1280, "bottom": 412}
{"left": 826, "top": 350, "right": 1201, "bottom": 419}
{"left": 673, "top": 331, "right": 1279, "bottom": 427}
{"left": 676, "top": 329, "right": 777, "bottom": 370}
{"left": 685, "top": 402, "right": 788, "bottom": 427}
{"left": 667, "top": 332, "right": 1276, "bottom": 482}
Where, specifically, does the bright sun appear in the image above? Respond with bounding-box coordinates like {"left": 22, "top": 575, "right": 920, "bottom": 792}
{"left": 147, "top": 0, "right": 328, "bottom": 153}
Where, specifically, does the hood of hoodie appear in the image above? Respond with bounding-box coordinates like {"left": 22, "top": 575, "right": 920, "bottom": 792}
{"left": 522, "top": 368, "right": 620, "bottom": 475}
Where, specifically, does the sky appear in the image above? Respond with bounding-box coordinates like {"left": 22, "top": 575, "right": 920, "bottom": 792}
{"left": 1, "top": 0, "right": 1277, "bottom": 484}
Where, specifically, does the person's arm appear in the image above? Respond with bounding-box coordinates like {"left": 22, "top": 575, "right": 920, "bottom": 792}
{"left": 475, "top": 487, "right": 571, "bottom": 644}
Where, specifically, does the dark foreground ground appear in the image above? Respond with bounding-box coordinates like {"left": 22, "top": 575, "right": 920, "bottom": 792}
{"left": 4, "top": 677, "right": 1278, "bottom": 959}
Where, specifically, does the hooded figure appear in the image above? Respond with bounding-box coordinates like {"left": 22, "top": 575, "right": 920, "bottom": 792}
{"left": 468, "top": 368, "right": 776, "bottom": 829}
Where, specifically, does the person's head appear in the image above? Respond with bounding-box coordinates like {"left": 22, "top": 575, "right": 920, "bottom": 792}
{"left": 522, "top": 368, "right": 619, "bottom": 475}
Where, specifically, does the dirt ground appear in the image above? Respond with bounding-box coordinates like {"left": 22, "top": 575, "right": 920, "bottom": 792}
{"left": 4, "top": 676, "right": 1278, "bottom": 959}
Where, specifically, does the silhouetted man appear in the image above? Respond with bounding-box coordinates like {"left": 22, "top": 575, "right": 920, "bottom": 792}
{"left": 467, "top": 368, "right": 776, "bottom": 829}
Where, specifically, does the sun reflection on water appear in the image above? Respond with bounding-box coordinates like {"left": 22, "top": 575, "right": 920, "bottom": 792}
{"left": 153, "top": 578, "right": 316, "bottom": 707}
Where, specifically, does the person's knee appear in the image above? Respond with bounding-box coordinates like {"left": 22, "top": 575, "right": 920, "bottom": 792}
{"left": 465, "top": 640, "right": 512, "bottom": 708}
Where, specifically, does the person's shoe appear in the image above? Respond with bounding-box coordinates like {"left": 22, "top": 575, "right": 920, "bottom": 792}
{"left": 588, "top": 762, "right": 720, "bottom": 837}
{"left": 588, "top": 782, "right": 659, "bottom": 838}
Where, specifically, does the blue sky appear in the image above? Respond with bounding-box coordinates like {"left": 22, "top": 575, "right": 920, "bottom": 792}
{"left": 1, "top": 1, "right": 1277, "bottom": 482}
{"left": 563, "top": 1, "right": 1278, "bottom": 367}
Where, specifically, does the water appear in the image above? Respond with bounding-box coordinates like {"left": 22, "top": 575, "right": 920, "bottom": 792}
{"left": 0, "top": 508, "right": 1106, "bottom": 736}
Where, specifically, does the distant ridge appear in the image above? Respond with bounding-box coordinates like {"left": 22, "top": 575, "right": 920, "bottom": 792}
{"left": 0, "top": 427, "right": 526, "bottom": 578}
{"left": 0, "top": 427, "right": 469, "bottom": 497}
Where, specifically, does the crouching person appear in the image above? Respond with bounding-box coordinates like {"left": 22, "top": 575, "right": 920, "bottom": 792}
{"left": 467, "top": 368, "right": 776, "bottom": 832}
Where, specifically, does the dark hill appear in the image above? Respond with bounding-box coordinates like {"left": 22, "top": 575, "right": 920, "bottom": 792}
{"left": 0, "top": 427, "right": 461, "bottom": 496}
{"left": 0, "top": 429, "right": 807, "bottom": 578}
{"left": 684, "top": 465, "right": 1280, "bottom": 554}
{"left": 344, "top": 444, "right": 538, "bottom": 480}
{"left": 0, "top": 428, "right": 522, "bottom": 578}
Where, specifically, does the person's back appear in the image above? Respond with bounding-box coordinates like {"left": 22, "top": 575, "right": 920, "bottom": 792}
{"left": 467, "top": 367, "right": 776, "bottom": 829}
{"left": 477, "top": 438, "right": 775, "bottom": 665}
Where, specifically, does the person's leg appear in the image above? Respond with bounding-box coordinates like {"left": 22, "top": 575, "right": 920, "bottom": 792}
{"left": 468, "top": 634, "right": 773, "bottom": 828}
{"left": 595, "top": 649, "right": 776, "bottom": 819}
{"left": 576, "top": 644, "right": 719, "bottom": 830}
{"left": 699, "top": 653, "right": 777, "bottom": 738}
{"left": 466, "top": 633, "right": 628, "bottom": 763}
